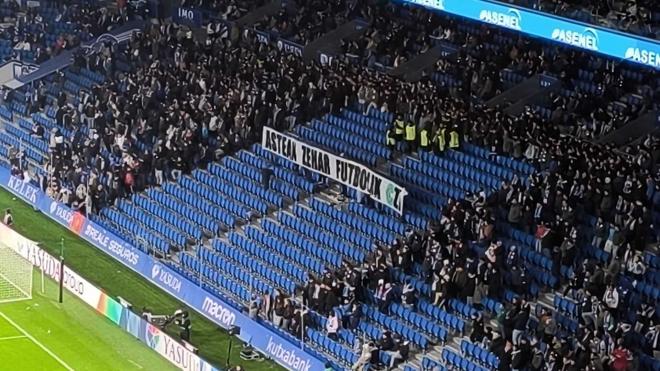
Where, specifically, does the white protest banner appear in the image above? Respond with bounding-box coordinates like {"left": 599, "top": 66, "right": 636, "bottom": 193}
{"left": 262, "top": 126, "right": 407, "bottom": 214}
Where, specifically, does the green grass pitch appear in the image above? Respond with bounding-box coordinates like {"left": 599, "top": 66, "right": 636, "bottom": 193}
{"left": 0, "top": 270, "right": 178, "bottom": 371}
{"left": 0, "top": 188, "right": 282, "bottom": 371}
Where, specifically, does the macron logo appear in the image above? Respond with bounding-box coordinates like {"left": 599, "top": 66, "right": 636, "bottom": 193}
{"left": 266, "top": 337, "right": 312, "bottom": 371}
{"left": 50, "top": 201, "right": 58, "bottom": 214}
{"left": 201, "top": 297, "right": 236, "bottom": 327}
{"left": 479, "top": 9, "right": 521, "bottom": 30}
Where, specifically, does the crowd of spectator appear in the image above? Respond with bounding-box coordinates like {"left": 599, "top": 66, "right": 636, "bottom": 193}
{"left": 239, "top": 3, "right": 658, "bottom": 369}
{"left": 39, "top": 20, "right": 372, "bottom": 213}
{"left": 507, "top": 0, "right": 659, "bottom": 39}
{"left": 4, "top": 0, "right": 659, "bottom": 370}
{"left": 181, "top": 0, "right": 267, "bottom": 21}
{"left": 1, "top": 1, "right": 128, "bottom": 63}
{"left": 254, "top": 0, "right": 359, "bottom": 45}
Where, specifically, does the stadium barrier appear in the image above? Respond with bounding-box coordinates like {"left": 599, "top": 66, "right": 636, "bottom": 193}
{"left": 0, "top": 167, "right": 326, "bottom": 371}
{"left": 0, "top": 222, "right": 220, "bottom": 371}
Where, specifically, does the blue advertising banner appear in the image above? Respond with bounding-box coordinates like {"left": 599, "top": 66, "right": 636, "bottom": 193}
{"left": 277, "top": 38, "right": 304, "bottom": 57}
{"left": 4, "top": 174, "right": 41, "bottom": 204}
{"left": 398, "top": 0, "right": 660, "bottom": 70}
{"left": 317, "top": 50, "right": 335, "bottom": 66}
{"left": 539, "top": 73, "right": 559, "bottom": 88}
{"left": 437, "top": 42, "right": 458, "bottom": 58}
{"left": 173, "top": 7, "right": 203, "bottom": 28}
{"left": 0, "top": 167, "right": 326, "bottom": 371}
{"left": 255, "top": 30, "right": 270, "bottom": 44}
{"left": 120, "top": 309, "right": 221, "bottom": 371}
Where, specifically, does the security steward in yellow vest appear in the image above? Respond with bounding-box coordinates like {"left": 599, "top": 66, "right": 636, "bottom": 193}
{"left": 404, "top": 121, "right": 416, "bottom": 151}
{"left": 434, "top": 127, "right": 447, "bottom": 155}
{"left": 393, "top": 115, "right": 405, "bottom": 140}
{"left": 449, "top": 127, "right": 460, "bottom": 149}
{"left": 419, "top": 126, "right": 430, "bottom": 151}
{"left": 386, "top": 126, "right": 397, "bottom": 148}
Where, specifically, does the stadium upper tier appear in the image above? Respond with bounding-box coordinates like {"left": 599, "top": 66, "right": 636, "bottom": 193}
{"left": 497, "top": 0, "right": 659, "bottom": 40}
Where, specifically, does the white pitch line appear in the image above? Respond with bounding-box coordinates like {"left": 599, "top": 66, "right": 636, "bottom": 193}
{"left": 0, "top": 335, "right": 27, "bottom": 341}
{"left": 127, "top": 359, "right": 144, "bottom": 369}
{"left": 0, "top": 312, "right": 74, "bottom": 371}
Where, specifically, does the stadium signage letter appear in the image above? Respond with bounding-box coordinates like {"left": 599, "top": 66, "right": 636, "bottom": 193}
{"left": 479, "top": 9, "right": 521, "bottom": 30}
{"left": 266, "top": 336, "right": 312, "bottom": 371}
{"left": 49, "top": 201, "right": 74, "bottom": 224}
{"left": 551, "top": 28, "right": 598, "bottom": 51}
{"left": 151, "top": 264, "right": 182, "bottom": 293}
{"left": 318, "top": 52, "right": 333, "bottom": 66}
{"left": 82, "top": 223, "right": 140, "bottom": 266}
{"left": 276, "top": 38, "right": 303, "bottom": 57}
{"left": 625, "top": 48, "right": 660, "bottom": 68}
{"left": 201, "top": 296, "right": 236, "bottom": 327}
{"left": 173, "top": 7, "right": 202, "bottom": 28}
{"left": 63, "top": 270, "right": 85, "bottom": 296}
{"left": 255, "top": 31, "right": 269, "bottom": 44}
{"left": 177, "top": 8, "right": 195, "bottom": 21}
{"left": 163, "top": 336, "right": 196, "bottom": 370}
{"left": 7, "top": 176, "right": 38, "bottom": 203}
{"left": 262, "top": 127, "right": 407, "bottom": 214}
{"left": 24, "top": 240, "right": 61, "bottom": 281}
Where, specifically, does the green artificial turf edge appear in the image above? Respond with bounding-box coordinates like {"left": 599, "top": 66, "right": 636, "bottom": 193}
{"left": 0, "top": 269, "right": 180, "bottom": 371}
{"left": 0, "top": 188, "right": 283, "bottom": 371}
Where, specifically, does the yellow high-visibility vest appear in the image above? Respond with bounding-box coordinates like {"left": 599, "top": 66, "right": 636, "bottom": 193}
{"left": 405, "top": 123, "right": 416, "bottom": 141}
{"left": 420, "top": 129, "right": 429, "bottom": 148}
{"left": 386, "top": 129, "right": 396, "bottom": 146}
{"left": 394, "top": 119, "right": 405, "bottom": 135}
{"left": 436, "top": 129, "right": 446, "bottom": 152}
{"left": 449, "top": 130, "right": 459, "bottom": 148}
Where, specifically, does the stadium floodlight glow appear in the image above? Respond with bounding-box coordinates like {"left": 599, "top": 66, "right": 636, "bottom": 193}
{"left": 0, "top": 242, "right": 33, "bottom": 303}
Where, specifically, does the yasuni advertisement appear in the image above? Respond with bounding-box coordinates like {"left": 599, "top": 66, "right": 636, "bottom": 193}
{"left": 0, "top": 166, "right": 326, "bottom": 371}
{"left": 399, "top": 0, "right": 660, "bottom": 69}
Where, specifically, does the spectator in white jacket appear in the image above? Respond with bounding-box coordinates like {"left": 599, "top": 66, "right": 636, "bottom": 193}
{"left": 603, "top": 285, "right": 619, "bottom": 314}
{"left": 326, "top": 312, "right": 339, "bottom": 341}
{"left": 352, "top": 341, "right": 376, "bottom": 371}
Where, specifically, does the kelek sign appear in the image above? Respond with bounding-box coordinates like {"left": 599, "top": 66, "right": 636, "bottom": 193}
{"left": 262, "top": 126, "right": 408, "bottom": 214}
{"left": 398, "top": 0, "right": 660, "bottom": 70}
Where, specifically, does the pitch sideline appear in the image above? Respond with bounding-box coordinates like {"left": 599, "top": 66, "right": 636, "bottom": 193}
{"left": 0, "top": 311, "right": 75, "bottom": 371}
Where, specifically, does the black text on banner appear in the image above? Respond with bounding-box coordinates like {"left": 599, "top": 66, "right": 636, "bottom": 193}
{"left": 262, "top": 127, "right": 407, "bottom": 214}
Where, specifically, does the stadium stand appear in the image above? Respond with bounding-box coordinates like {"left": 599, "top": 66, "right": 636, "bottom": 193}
{"left": 507, "top": 0, "right": 659, "bottom": 39}
{"left": 0, "top": 0, "right": 658, "bottom": 370}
